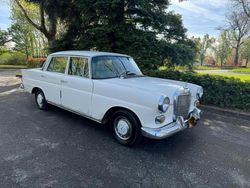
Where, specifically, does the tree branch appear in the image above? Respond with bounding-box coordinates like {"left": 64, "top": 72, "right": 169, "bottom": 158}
{"left": 239, "top": 0, "right": 250, "bottom": 17}
{"left": 13, "top": 0, "right": 47, "bottom": 36}
{"left": 39, "top": 1, "right": 46, "bottom": 32}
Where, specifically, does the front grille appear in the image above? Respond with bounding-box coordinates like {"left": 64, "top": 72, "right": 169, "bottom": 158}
{"left": 174, "top": 91, "right": 191, "bottom": 119}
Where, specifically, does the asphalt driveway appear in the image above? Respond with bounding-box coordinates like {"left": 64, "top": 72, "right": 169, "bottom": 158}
{"left": 0, "top": 69, "right": 249, "bottom": 188}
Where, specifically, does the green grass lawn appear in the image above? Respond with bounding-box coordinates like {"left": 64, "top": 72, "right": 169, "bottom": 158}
{"left": 195, "top": 66, "right": 221, "bottom": 70}
{"left": 198, "top": 72, "right": 250, "bottom": 82}
{"left": 0, "top": 65, "right": 27, "bottom": 69}
{"left": 230, "top": 68, "right": 250, "bottom": 74}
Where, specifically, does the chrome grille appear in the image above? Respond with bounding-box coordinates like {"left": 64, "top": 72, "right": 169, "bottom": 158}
{"left": 174, "top": 91, "right": 191, "bottom": 119}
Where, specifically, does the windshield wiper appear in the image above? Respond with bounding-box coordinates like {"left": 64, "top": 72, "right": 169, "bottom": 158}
{"left": 119, "top": 70, "right": 137, "bottom": 78}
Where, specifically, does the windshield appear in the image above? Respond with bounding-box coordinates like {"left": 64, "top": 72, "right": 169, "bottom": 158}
{"left": 91, "top": 56, "right": 143, "bottom": 79}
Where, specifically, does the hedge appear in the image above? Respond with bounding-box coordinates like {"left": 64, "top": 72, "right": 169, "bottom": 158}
{"left": 146, "top": 70, "right": 250, "bottom": 111}
{"left": 0, "top": 52, "right": 26, "bottom": 65}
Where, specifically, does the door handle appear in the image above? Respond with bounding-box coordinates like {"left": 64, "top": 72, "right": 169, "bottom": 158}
{"left": 41, "top": 75, "right": 46, "bottom": 78}
{"left": 61, "top": 80, "right": 68, "bottom": 83}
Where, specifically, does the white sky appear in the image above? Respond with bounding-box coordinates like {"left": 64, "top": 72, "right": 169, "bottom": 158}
{"left": 0, "top": 0, "right": 229, "bottom": 38}
{"left": 170, "top": 0, "right": 229, "bottom": 37}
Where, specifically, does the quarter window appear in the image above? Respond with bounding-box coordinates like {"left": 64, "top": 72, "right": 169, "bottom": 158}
{"left": 47, "top": 57, "right": 68, "bottom": 73}
{"left": 68, "top": 57, "right": 89, "bottom": 78}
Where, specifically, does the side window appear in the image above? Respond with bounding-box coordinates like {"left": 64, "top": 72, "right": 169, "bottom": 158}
{"left": 47, "top": 57, "right": 68, "bottom": 73}
{"left": 68, "top": 57, "right": 89, "bottom": 78}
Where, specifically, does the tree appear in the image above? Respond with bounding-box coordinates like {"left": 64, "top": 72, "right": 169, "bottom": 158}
{"left": 193, "top": 34, "right": 215, "bottom": 65}
{"left": 12, "top": 0, "right": 59, "bottom": 46}
{"left": 9, "top": 1, "right": 48, "bottom": 58}
{"left": 232, "top": 0, "right": 250, "bottom": 18}
{"left": 0, "top": 29, "right": 10, "bottom": 55}
{"left": 241, "top": 38, "right": 250, "bottom": 66}
{"left": 49, "top": 0, "right": 196, "bottom": 70}
{"left": 221, "top": 8, "right": 250, "bottom": 65}
{"left": 0, "top": 29, "right": 9, "bottom": 46}
{"left": 10, "top": 0, "right": 196, "bottom": 69}
{"left": 215, "top": 31, "right": 232, "bottom": 66}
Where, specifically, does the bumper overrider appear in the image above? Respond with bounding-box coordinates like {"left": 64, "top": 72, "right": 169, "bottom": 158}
{"left": 141, "top": 108, "right": 201, "bottom": 139}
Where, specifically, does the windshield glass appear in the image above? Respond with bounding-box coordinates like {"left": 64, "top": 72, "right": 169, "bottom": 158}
{"left": 91, "top": 56, "right": 143, "bottom": 79}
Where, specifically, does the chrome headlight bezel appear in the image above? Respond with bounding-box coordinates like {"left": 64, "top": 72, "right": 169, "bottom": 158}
{"left": 158, "top": 96, "right": 170, "bottom": 113}
{"left": 196, "top": 87, "right": 203, "bottom": 99}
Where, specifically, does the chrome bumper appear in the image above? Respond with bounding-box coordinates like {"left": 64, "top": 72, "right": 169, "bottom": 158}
{"left": 141, "top": 108, "right": 201, "bottom": 140}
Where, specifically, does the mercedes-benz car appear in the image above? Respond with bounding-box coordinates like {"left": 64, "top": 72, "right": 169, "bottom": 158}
{"left": 21, "top": 51, "right": 203, "bottom": 146}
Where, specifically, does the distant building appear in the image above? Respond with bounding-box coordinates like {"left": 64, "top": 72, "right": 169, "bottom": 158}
{"left": 205, "top": 56, "right": 216, "bottom": 66}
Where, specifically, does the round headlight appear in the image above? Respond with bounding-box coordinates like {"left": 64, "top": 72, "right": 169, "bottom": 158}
{"left": 197, "top": 87, "right": 203, "bottom": 99}
{"left": 158, "top": 96, "right": 170, "bottom": 113}
{"left": 194, "top": 100, "right": 200, "bottom": 107}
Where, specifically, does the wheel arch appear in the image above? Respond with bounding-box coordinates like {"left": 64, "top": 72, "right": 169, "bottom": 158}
{"left": 31, "top": 87, "right": 44, "bottom": 95}
{"left": 102, "top": 106, "right": 142, "bottom": 126}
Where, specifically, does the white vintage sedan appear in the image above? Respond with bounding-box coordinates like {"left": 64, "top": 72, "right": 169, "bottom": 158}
{"left": 21, "top": 51, "right": 203, "bottom": 146}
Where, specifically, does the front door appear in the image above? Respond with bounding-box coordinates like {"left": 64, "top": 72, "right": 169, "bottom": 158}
{"left": 42, "top": 56, "right": 68, "bottom": 105}
{"left": 60, "top": 56, "right": 93, "bottom": 116}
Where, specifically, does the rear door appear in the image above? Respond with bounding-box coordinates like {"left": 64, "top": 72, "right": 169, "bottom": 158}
{"left": 41, "top": 56, "right": 68, "bottom": 105}
{"left": 60, "top": 56, "right": 93, "bottom": 116}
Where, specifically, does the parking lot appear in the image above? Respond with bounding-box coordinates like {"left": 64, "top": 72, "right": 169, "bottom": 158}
{"left": 0, "top": 69, "right": 250, "bottom": 188}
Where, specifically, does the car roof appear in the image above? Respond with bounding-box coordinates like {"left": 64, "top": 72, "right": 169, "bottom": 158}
{"left": 50, "top": 50, "right": 130, "bottom": 58}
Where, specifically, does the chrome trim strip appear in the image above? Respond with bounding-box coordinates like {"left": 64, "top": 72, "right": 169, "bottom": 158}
{"left": 47, "top": 100, "right": 102, "bottom": 124}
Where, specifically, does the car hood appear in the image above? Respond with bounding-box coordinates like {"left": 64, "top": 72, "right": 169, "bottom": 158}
{"left": 102, "top": 76, "right": 187, "bottom": 95}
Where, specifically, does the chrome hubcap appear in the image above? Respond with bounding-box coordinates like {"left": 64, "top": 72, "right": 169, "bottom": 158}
{"left": 37, "top": 94, "right": 44, "bottom": 107}
{"left": 114, "top": 118, "right": 132, "bottom": 140}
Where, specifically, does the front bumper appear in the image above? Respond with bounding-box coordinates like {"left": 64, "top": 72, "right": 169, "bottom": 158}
{"left": 141, "top": 108, "right": 201, "bottom": 140}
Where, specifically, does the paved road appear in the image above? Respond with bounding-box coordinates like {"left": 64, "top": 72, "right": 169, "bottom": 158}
{"left": 0, "top": 69, "right": 21, "bottom": 93}
{"left": 0, "top": 70, "right": 250, "bottom": 188}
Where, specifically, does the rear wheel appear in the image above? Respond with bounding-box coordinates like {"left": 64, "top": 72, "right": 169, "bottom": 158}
{"left": 35, "top": 90, "right": 48, "bottom": 110}
{"left": 111, "top": 110, "right": 142, "bottom": 146}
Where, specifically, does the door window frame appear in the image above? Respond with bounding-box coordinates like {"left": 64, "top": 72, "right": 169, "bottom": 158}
{"left": 44, "top": 55, "right": 70, "bottom": 75}
{"left": 66, "top": 56, "right": 91, "bottom": 79}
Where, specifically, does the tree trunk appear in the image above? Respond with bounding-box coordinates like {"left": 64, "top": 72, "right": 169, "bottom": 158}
{"left": 234, "top": 45, "right": 240, "bottom": 66}
{"left": 47, "top": 35, "right": 56, "bottom": 51}
{"left": 200, "top": 56, "right": 203, "bottom": 66}
{"left": 33, "top": 32, "right": 39, "bottom": 57}
{"left": 25, "top": 45, "right": 29, "bottom": 60}
{"left": 246, "top": 58, "right": 249, "bottom": 67}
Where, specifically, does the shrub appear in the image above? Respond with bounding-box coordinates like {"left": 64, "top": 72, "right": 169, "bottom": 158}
{"left": 27, "top": 58, "right": 46, "bottom": 68}
{"left": 146, "top": 70, "right": 250, "bottom": 111}
{"left": 0, "top": 52, "right": 26, "bottom": 65}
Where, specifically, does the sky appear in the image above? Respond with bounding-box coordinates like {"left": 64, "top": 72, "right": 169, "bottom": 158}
{"left": 0, "top": 0, "right": 228, "bottom": 38}
{"left": 0, "top": 0, "right": 11, "bottom": 30}
{"left": 170, "top": 0, "right": 228, "bottom": 37}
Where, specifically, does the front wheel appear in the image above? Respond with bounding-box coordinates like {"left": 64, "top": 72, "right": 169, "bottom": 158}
{"left": 111, "top": 110, "right": 142, "bottom": 146}
{"left": 35, "top": 90, "right": 48, "bottom": 110}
